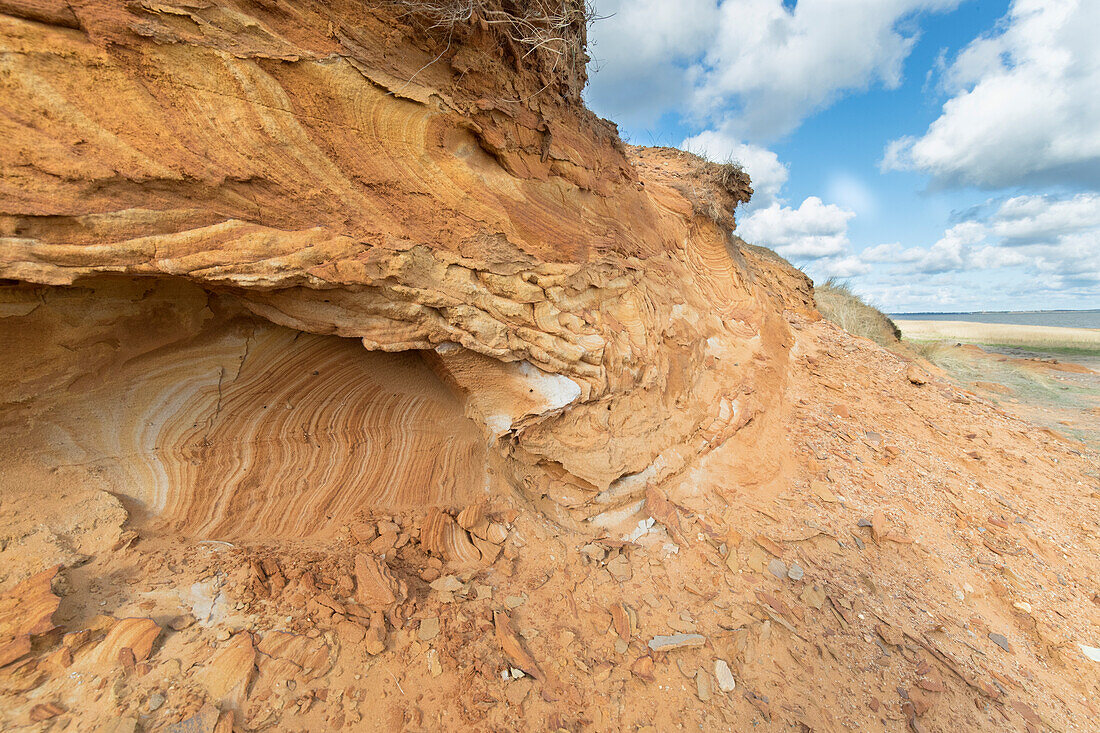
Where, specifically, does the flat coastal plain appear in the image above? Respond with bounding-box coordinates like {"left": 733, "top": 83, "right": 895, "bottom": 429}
{"left": 898, "top": 319, "right": 1100, "bottom": 356}
{"left": 898, "top": 320, "right": 1100, "bottom": 448}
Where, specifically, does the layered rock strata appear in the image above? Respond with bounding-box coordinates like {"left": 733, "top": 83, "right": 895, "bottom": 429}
{"left": 0, "top": 0, "right": 811, "bottom": 535}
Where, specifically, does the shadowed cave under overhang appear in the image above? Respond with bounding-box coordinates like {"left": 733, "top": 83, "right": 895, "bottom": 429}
{"left": 0, "top": 276, "right": 502, "bottom": 541}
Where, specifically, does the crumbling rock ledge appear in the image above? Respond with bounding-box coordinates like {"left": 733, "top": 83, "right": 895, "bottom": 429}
{"left": 0, "top": 0, "right": 810, "bottom": 534}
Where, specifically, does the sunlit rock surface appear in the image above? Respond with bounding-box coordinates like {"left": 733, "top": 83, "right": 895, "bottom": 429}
{"left": 0, "top": 0, "right": 810, "bottom": 535}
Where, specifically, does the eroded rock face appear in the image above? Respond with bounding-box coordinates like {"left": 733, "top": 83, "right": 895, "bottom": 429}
{"left": 0, "top": 0, "right": 811, "bottom": 534}
{"left": 4, "top": 7, "right": 1100, "bottom": 733}
{"left": 0, "top": 278, "right": 489, "bottom": 539}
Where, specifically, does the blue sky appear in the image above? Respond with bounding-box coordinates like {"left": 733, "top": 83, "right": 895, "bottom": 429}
{"left": 584, "top": 0, "right": 1100, "bottom": 312}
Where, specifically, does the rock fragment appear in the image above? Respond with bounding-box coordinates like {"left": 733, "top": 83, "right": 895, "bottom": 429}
{"left": 336, "top": 619, "right": 365, "bottom": 645}
{"left": 164, "top": 704, "right": 218, "bottom": 733}
{"left": 426, "top": 648, "right": 442, "bottom": 677}
{"left": 906, "top": 364, "right": 928, "bottom": 385}
{"left": 724, "top": 548, "right": 740, "bottom": 572}
{"left": 364, "top": 612, "right": 387, "bottom": 655}
{"left": 369, "top": 531, "right": 397, "bottom": 555}
{"left": 505, "top": 677, "right": 532, "bottom": 705}
{"left": 714, "top": 659, "right": 736, "bottom": 692}
{"left": 872, "top": 509, "right": 888, "bottom": 542}
{"left": 197, "top": 632, "right": 254, "bottom": 712}
{"left": 168, "top": 614, "right": 195, "bottom": 631}
{"left": 421, "top": 508, "right": 482, "bottom": 566}
{"left": 1079, "top": 644, "right": 1100, "bottom": 662}
{"left": 610, "top": 603, "right": 631, "bottom": 641}
{"left": 91, "top": 617, "right": 161, "bottom": 667}
{"left": 607, "top": 554, "right": 632, "bottom": 582}
{"left": 418, "top": 617, "right": 440, "bottom": 641}
{"left": 103, "top": 718, "right": 138, "bottom": 733}
{"left": 630, "top": 655, "right": 655, "bottom": 681}
{"left": 1009, "top": 700, "right": 1041, "bottom": 727}
{"left": 355, "top": 553, "right": 402, "bottom": 610}
{"left": 494, "top": 611, "right": 542, "bottom": 681}
{"left": 351, "top": 522, "right": 377, "bottom": 544}
{"left": 29, "top": 703, "right": 64, "bottom": 721}
{"left": 988, "top": 632, "right": 1012, "bottom": 653}
{"left": 430, "top": 575, "right": 464, "bottom": 594}
{"left": 800, "top": 585, "right": 826, "bottom": 609}
{"left": 580, "top": 544, "right": 606, "bottom": 562}
{"left": 811, "top": 481, "right": 838, "bottom": 503}
{"left": 754, "top": 535, "right": 785, "bottom": 557}
{"left": 485, "top": 523, "right": 508, "bottom": 544}
{"left": 695, "top": 668, "right": 712, "bottom": 701}
{"left": 648, "top": 633, "right": 705, "bottom": 652}
{"left": 870, "top": 508, "right": 914, "bottom": 543}
{"left": 0, "top": 566, "right": 61, "bottom": 667}
{"left": 746, "top": 546, "right": 769, "bottom": 573}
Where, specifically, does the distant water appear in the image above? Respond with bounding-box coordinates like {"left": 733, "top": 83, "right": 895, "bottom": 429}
{"left": 891, "top": 310, "right": 1100, "bottom": 329}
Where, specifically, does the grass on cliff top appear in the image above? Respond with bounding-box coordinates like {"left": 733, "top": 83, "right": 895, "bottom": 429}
{"left": 395, "top": 1, "right": 594, "bottom": 55}
{"left": 813, "top": 279, "right": 902, "bottom": 347}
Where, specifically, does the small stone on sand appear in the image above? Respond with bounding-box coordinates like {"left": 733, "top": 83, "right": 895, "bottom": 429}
{"left": 988, "top": 632, "right": 1012, "bottom": 653}
{"left": 1080, "top": 644, "right": 1100, "bottom": 662}
{"left": 714, "top": 659, "right": 736, "bottom": 692}
{"left": 418, "top": 617, "right": 440, "bottom": 641}
{"left": 648, "top": 633, "right": 706, "bottom": 652}
{"left": 695, "top": 669, "right": 712, "bottom": 701}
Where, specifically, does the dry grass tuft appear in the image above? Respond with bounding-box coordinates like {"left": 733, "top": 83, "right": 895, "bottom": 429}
{"left": 714, "top": 158, "right": 748, "bottom": 195}
{"left": 396, "top": 0, "right": 590, "bottom": 52}
{"left": 814, "top": 278, "right": 901, "bottom": 346}
{"left": 692, "top": 157, "right": 751, "bottom": 228}
{"left": 393, "top": 0, "right": 595, "bottom": 94}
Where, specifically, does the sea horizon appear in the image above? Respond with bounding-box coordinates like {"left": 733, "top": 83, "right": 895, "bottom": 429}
{"left": 892, "top": 308, "right": 1100, "bottom": 316}
{"left": 890, "top": 308, "right": 1100, "bottom": 329}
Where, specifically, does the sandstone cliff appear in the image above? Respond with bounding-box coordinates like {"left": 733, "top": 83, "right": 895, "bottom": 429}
{"left": 0, "top": 3, "right": 1097, "bottom": 732}
{"left": 0, "top": 0, "right": 805, "bottom": 535}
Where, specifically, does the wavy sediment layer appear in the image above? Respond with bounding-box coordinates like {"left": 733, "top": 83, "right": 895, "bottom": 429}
{"left": 0, "top": 278, "right": 490, "bottom": 540}
{"left": 0, "top": 0, "right": 808, "bottom": 533}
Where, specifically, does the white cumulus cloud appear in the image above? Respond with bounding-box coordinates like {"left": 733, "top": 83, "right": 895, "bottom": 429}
{"left": 812, "top": 255, "right": 873, "bottom": 279}
{"left": 736, "top": 197, "right": 856, "bottom": 259}
{"left": 692, "top": 0, "right": 961, "bottom": 139}
{"left": 585, "top": 0, "right": 719, "bottom": 128}
{"left": 990, "top": 193, "right": 1100, "bottom": 244}
{"left": 855, "top": 194, "right": 1100, "bottom": 287}
{"left": 883, "top": 0, "right": 1100, "bottom": 188}
{"left": 588, "top": 0, "right": 962, "bottom": 139}
{"left": 587, "top": 0, "right": 1100, "bottom": 309}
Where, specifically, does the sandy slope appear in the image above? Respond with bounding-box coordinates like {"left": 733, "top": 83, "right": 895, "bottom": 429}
{"left": 2, "top": 316, "right": 1099, "bottom": 731}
